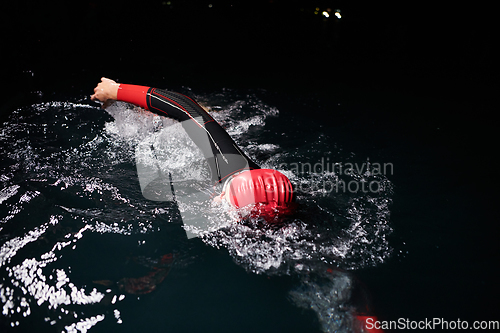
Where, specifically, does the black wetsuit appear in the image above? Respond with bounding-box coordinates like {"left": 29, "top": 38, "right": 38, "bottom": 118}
{"left": 119, "top": 84, "right": 259, "bottom": 184}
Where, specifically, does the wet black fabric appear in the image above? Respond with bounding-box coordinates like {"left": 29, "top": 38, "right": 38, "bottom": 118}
{"left": 145, "top": 88, "right": 260, "bottom": 183}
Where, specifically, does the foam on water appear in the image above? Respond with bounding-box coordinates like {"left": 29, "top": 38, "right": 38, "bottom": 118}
{"left": 0, "top": 100, "right": 163, "bottom": 330}
{"left": 0, "top": 89, "right": 393, "bottom": 332}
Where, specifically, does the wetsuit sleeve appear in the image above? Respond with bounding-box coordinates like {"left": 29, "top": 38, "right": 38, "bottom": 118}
{"left": 116, "top": 84, "right": 260, "bottom": 182}
{"left": 117, "top": 84, "right": 151, "bottom": 110}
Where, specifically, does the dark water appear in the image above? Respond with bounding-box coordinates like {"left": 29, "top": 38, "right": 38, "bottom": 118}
{"left": 0, "top": 88, "right": 397, "bottom": 332}
{"left": 2, "top": 80, "right": 497, "bottom": 332}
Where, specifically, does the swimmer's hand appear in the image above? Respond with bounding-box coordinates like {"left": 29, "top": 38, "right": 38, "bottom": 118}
{"left": 90, "top": 77, "right": 119, "bottom": 108}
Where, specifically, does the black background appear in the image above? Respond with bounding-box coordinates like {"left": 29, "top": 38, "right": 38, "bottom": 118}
{"left": 2, "top": 1, "right": 496, "bottom": 106}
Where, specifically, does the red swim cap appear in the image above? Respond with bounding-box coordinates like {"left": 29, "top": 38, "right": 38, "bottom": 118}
{"left": 225, "top": 169, "right": 294, "bottom": 221}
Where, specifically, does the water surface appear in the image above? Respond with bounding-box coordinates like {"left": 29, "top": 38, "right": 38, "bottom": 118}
{"left": 1, "top": 88, "right": 393, "bottom": 332}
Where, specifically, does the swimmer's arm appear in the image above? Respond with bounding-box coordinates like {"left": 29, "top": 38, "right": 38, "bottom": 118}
{"left": 91, "top": 78, "right": 212, "bottom": 122}
{"left": 91, "top": 77, "right": 150, "bottom": 110}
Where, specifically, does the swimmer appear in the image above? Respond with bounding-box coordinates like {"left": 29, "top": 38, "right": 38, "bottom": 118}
{"left": 91, "top": 77, "right": 295, "bottom": 222}
{"left": 91, "top": 79, "right": 383, "bottom": 332}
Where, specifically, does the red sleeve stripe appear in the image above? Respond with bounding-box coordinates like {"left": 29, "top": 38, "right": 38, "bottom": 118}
{"left": 117, "top": 84, "right": 150, "bottom": 110}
